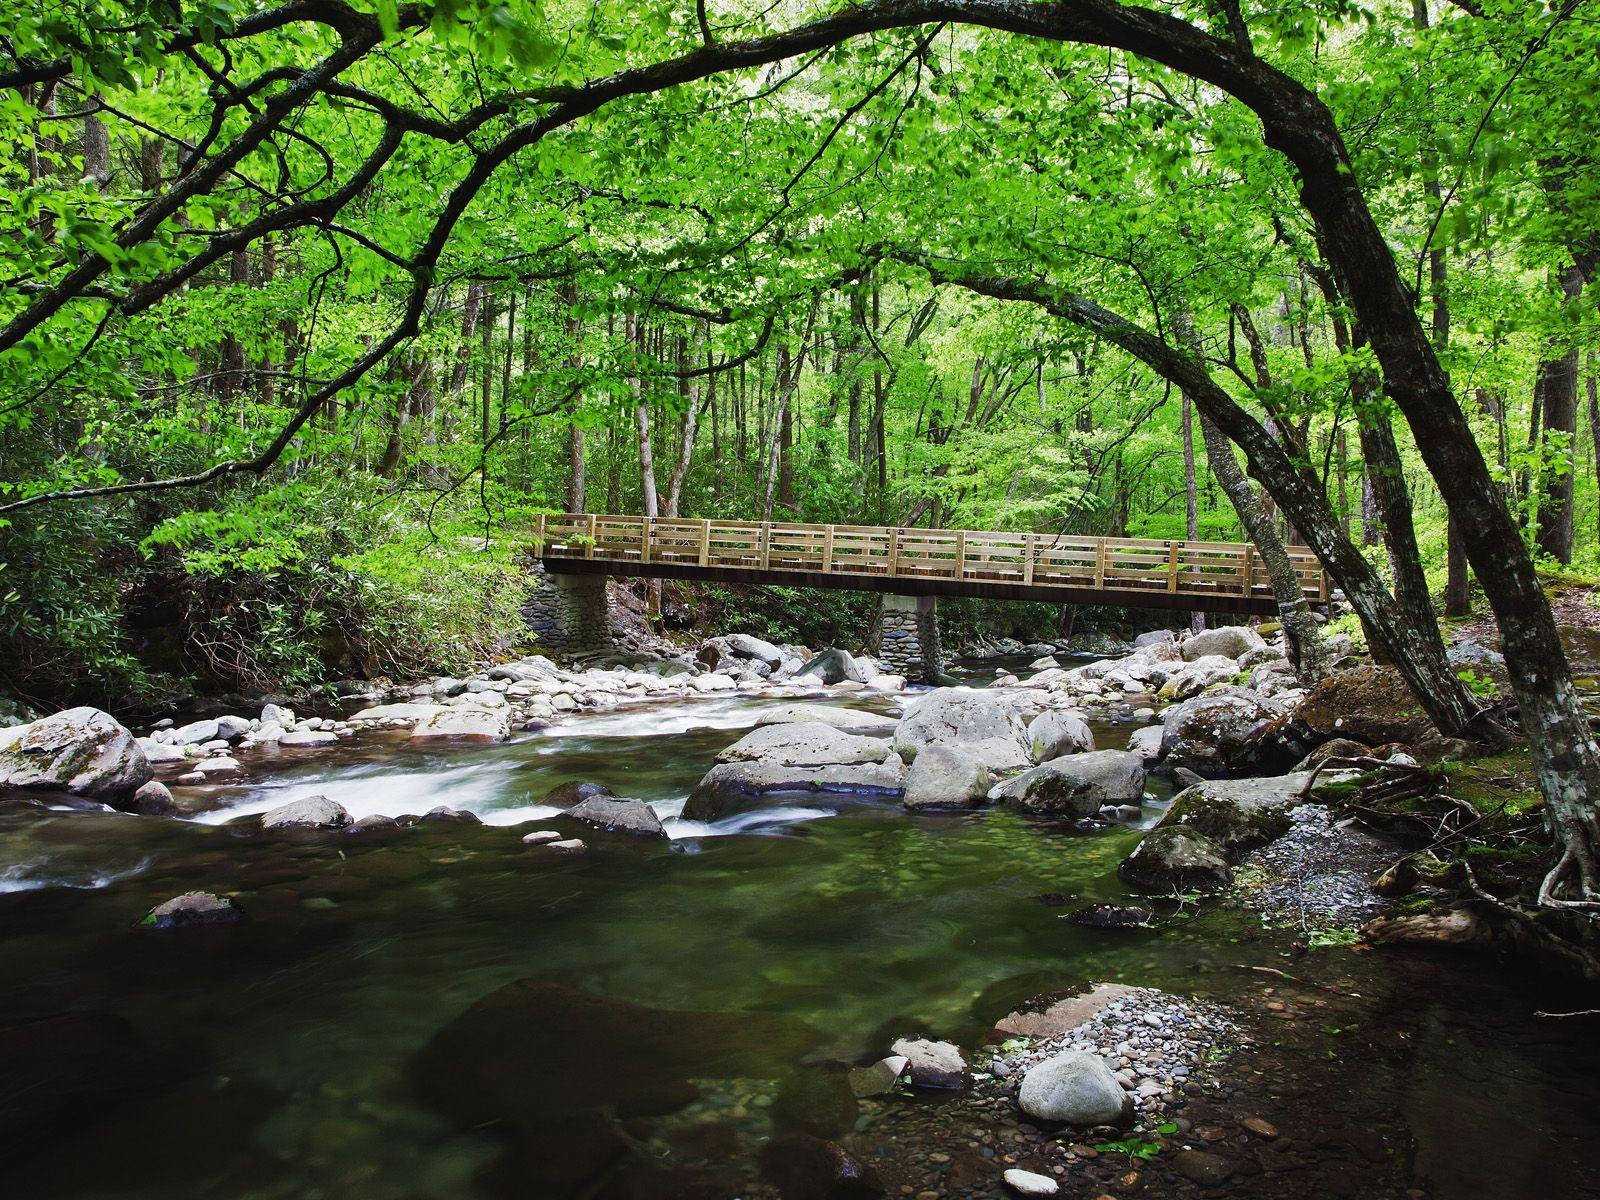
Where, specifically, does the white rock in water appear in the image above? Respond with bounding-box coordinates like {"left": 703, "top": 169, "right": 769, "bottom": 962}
{"left": 0, "top": 707, "right": 152, "bottom": 800}
{"left": 717, "top": 721, "right": 892, "bottom": 768}
{"left": 1018, "top": 1051, "right": 1132, "bottom": 1126}
{"left": 902, "top": 744, "right": 991, "bottom": 809}
{"left": 261, "top": 703, "right": 295, "bottom": 727}
{"left": 1003, "top": 1168, "right": 1059, "bottom": 1197}
{"left": 521, "top": 829, "right": 564, "bottom": 845}
{"left": 262, "top": 794, "right": 351, "bottom": 829}
{"left": 409, "top": 708, "right": 510, "bottom": 741}
{"left": 890, "top": 1036, "right": 968, "bottom": 1089}
{"left": 278, "top": 730, "right": 338, "bottom": 747}
{"left": 136, "top": 736, "right": 188, "bottom": 764}
{"left": 193, "top": 756, "right": 240, "bottom": 774}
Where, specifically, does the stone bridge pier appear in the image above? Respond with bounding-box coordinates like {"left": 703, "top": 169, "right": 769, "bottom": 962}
{"left": 522, "top": 560, "right": 614, "bottom": 653}
{"left": 874, "top": 594, "right": 943, "bottom": 683}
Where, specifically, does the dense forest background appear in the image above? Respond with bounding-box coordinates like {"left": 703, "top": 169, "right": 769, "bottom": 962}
{"left": 1, "top": 0, "right": 1596, "bottom": 712}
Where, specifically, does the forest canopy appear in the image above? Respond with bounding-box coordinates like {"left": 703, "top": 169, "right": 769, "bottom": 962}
{"left": 1, "top": 0, "right": 1595, "bottom": 708}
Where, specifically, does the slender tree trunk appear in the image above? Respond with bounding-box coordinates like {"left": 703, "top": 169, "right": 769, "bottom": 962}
{"left": 1587, "top": 353, "right": 1600, "bottom": 554}
{"left": 664, "top": 328, "right": 704, "bottom": 517}
{"left": 1182, "top": 392, "right": 1204, "bottom": 633}
{"left": 563, "top": 280, "right": 585, "bottom": 511}
{"left": 1536, "top": 264, "right": 1584, "bottom": 563}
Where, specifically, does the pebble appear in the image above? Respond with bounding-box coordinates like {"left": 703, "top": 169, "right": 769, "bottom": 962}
{"left": 1002, "top": 1167, "right": 1058, "bottom": 1196}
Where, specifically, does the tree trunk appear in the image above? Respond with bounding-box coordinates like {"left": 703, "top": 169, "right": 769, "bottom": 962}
{"left": 1535, "top": 264, "right": 1584, "bottom": 563}
{"left": 664, "top": 329, "right": 704, "bottom": 517}
{"left": 1182, "top": 392, "right": 1204, "bottom": 634}
{"left": 564, "top": 280, "right": 585, "bottom": 511}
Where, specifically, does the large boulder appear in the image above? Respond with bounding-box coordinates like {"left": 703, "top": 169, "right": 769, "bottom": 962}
{"left": 1290, "top": 666, "right": 1439, "bottom": 748}
{"left": 350, "top": 701, "right": 448, "bottom": 725}
{"left": 716, "top": 722, "right": 893, "bottom": 768}
{"left": 1133, "top": 630, "right": 1176, "bottom": 649}
{"left": 543, "top": 780, "right": 614, "bottom": 808}
{"left": 753, "top": 705, "right": 898, "bottom": 738}
{"left": 1181, "top": 625, "right": 1265, "bottom": 662}
{"left": 566, "top": 796, "right": 668, "bottom": 839}
{"left": 1160, "top": 687, "right": 1278, "bottom": 773}
{"left": 902, "top": 745, "right": 991, "bottom": 810}
{"left": 1026, "top": 710, "right": 1094, "bottom": 761}
{"left": 262, "top": 794, "right": 351, "bottom": 829}
{"left": 727, "top": 633, "right": 785, "bottom": 667}
{"left": 894, "top": 688, "right": 1031, "bottom": 771}
{"left": 1017, "top": 1052, "right": 1131, "bottom": 1126}
{"left": 1155, "top": 770, "right": 1352, "bottom": 855}
{"left": 683, "top": 760, "right": 906, "bottom": 822}
{"left": 989, "top": 750, "right": 1147, "bottom": 816}
{"left": 0, "top": 708, "right": 150, "bottom": 801}
{"left": 1118, "top": 826, "right": 1232, "bottom": 892}
{"left": 796, "top": 649, "right": 872, "bottom": 686}
{"left": 1126, "top": 726, "right": 1164, "bottom": 762}
{"left": 409, "top": 707, "right": 511, "bottom": 741}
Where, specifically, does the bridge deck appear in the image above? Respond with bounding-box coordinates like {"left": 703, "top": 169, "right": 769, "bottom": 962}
{"left": 534, "top": 514, "right": 1326, "bottom": 615}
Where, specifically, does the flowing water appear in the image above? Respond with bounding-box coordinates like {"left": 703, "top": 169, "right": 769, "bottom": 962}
{"left": 3, "top": 664, "right": 1599, "bottom": 1199}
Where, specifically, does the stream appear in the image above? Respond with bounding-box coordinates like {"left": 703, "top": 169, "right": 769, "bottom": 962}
{"left": 3, "top": 658, "right": 1599, "bottom": 1199}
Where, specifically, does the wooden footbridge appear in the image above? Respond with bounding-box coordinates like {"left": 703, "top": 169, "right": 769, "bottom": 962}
{"left": 534, "top": 514, "right": 1326, "bottom": 615}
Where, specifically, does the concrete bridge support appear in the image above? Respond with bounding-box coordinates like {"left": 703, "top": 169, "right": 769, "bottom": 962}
{"left": 876, "top": 593, "right": 943, "bottom": 683}
{"left": 522, "top": 560, "right": 614, "bottom": 654}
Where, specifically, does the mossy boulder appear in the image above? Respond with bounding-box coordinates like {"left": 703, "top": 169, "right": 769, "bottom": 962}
{"left": 1118, "top": 826, "right": 1232, "bottom": 892}
{"left": 1154, "top": 771, "right": 1352, "bottom": 856}
{"left": 1291, "top": 666, "right": 1438, "bottom": 748}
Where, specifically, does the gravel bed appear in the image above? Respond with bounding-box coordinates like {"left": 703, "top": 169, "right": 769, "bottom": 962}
{"left": 1235, "top": 804, "right": 1394, "bottom": 931}
{"left": 984, "top": 986, "right": 1237, "bottom": 1130}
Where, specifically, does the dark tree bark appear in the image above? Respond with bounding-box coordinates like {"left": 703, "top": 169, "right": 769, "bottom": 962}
{"left": 1535, "top": 264, "right": 1585, "bottom": 563}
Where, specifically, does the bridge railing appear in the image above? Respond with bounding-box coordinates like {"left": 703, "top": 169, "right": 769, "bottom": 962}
{"left": 533, "top": 513, "right": 1328, "bottom": 602}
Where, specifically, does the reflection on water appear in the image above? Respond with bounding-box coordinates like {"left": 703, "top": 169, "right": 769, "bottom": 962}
{"left": 1, "top": 667, "right": 1598, "bottom": 1199}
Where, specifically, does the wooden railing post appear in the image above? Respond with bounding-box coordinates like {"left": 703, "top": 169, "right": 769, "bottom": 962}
{"left": 1167, "top": 542, "right": 1180, "bottom": 592}
{"left": 1022, "top": 533, "right": 1036, "bottom": 585}
{"left": 699, "top": 519, "right": 711, "bottom": 566}
{"left": 822, "top": 524, "right": 835, "bottom": 573}
{"left": 758, "top": 522, "right": 771, "bottom": 570}
{"left": 1094, "top": 538, "right": 1107, "bottom": 588}
{"left": 954, "top": 530, "right": 966, "bottom": 579}
{"left": 640, "top": 516, "right": 653, "bottom": 563}
{"left": 535, "top": 512, "right": 546, "bottom": 551}
{"left": 888, "top": 527, "right": 902, "bottom": 577}
{"left": 585, "top": 513, "right": 597, "bottom": 558}
{"left": 1240, "top": 544, "right": 1254, "bottom": 596}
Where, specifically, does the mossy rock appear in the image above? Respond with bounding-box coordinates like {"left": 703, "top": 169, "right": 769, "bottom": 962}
{"left": 1155, "top": 771, "right": 1352, "bottom": 857}
{"left": 1292, "top": 666, "right": 1438, "bottom": 747}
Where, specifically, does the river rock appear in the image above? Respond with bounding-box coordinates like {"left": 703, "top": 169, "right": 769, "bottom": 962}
{"left": 1295, "top": 737, "right": 1371, "bottom": 771}
{"left": 1155, "top": 772, "right": 1325, "bottom": 855}
{"left": 728, "top": 632, "right": 785, "bottom": 667}
{"left": 136, "top": 736, "right": 188, "bottom": 765}
{"left": 213, "top": 715, "right": 253, "bottom": 742}
{"left": 566, "top": 796, "right": 667, "bottom": 839}
{"left": 847, "top": 1055, "right": 907, "bottom": 1098}
{"left": 902, "top": 744, "right": 991, "bottom": 809}
{"left": 347, "top": 814, "right": 400, "bottom": 832}
{"left": 1118, "top": 826, "right": 1232, "bottom": 891}
{"left": 1133, "top": 630, "right": 1176, "bottom": 649}
{"left": 1003, "top": 1168, "right": 1059, "bottom": 1197}
{"left": 1126, "top": 726, "right": 1163, "bottom": 762}
{"left": 1066, "top": 903, "right": 1153, "bottom": 929}
{"left": 261, "top": 702, "right": 295, "bottom": 726}
{"left": 350, "top": 701, "right": 447, "bottom": 725}
{"left": 142, "top": 891, "right": 241, "bottom": 930}
{"left": 0, "top": 708, "right": 151, "bottom": 801}
{"left": 130, "top": 780, "right": 176, "bottom": 816}
{"left": 990, "top": 750, "right": 1147, "bottom": 816}
{"left": 1157, "top": 653, "right": 1242, "bottom": 700}
{"left": 1160, "top": 687, "right": 1277, "bottom": 772}
{"left": 683, "top": 759, "right": 907, "bottom": 822}
{"left": 421, "top": 805, "right": 482, "bottom": 823}
{"left": 169, "top": 718, "right": 220, "bottom": 746}
{"left": 410, "top": 707, "right": 511, "bottom": 741}
{"left": 1290, "top": 666, "right": 1440, "bottom": 748}
{"left": 890, "top": 1037, "right": 968, "bottom": 1090}
{"left": 1173, "top": 1149, "right": 1234, "bottom": 1186}
{"left": 717, "top": 722, "right": 892, "bottom": 768}
{"left": 544, "top": 780, "right": 614, "bottom": 808}
{"left": 262, "top": 794, "right": 351, "bottom": 829}
{"left": 894, "top": 688, "right": 1031, "bottom": 771}
{"left": 796, "top": 648, "right": 872, "bottom": 685}
{"left": 521, "top": 829, "right": 564, "bottom": 845}
{"left": 754, "top": 704, "right": 898, "bottom": 737}
{"left": 1182, "top": 624, "right": 1265, "bottom": 661}
{"left": 278, "top": 730, "right": 338, "bottom": 747}
{"left": 1027, "top": 710, "right": 1094, "bottom": 761}
{"left": 1017, "top": 1051, "right": 1131, "bottom": 1126}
